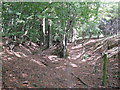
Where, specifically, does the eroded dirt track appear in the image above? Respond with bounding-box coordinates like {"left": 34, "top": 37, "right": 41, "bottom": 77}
{"left": 1, "top": 39, "right": 119, "bottom": 88}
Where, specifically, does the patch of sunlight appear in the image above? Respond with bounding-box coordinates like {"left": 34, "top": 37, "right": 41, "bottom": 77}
{"left": 96, "top": 56, "right": 101, "bottom": 60}
{"left": 31, "top": 59, "right": 46, "bottom": 67}
{"left": 8, "top": 57, "right": 12, "bottom": 60}
{"left": 83, "top": 54, "right": 90, "bottom": 59}
{"left": 28, "top": 46, "right": 35, "bottom": 50}
{"left": 0, "top": 52, "right": 4, "bottom": 56}
{"left": 113, "top": 63, "right": 118, "bottom": 66}
{"left": 20, "top": 45, "right": 32, "bottom": 54}
{"left": 107, "top": 47, "right": 119, "bottom": 58}
{"left": 31, "top": 42, "right": 38, "bottom": 47}
{"left": 72, "top": 44, "right": 82, "bottom": 49}
{"left": 72, "top": 54, "right": 81, "bottom": 60}
{"left": 14, "top": 52, "right": 21, "bottom": 57}
{"left": 22, "top": 73, "right": 28, "bottom": 78}
{"left": 88, "top": 56, "right": 101, "bottom": 65}
{"left": 91, "top": 62, "right": 96, "bottom": 65}
{"left": 84, "top": 39, "right": 96, "bottom": 45}
{"left": 69, "top": 62, "right": 77, "bottom": 67}
{"left": 55, "top": 66, "right": 65, "bottom": 70}
{"left": 14, "top": 52, "right": 27, "bottom": 58}
{"left": 68, "top": 56, "right": 71, "bottom": 59}
{"left": 5, "top": 49, "right": 14, "bottom": 55}
{"left": 48, "top": 55, "right": 57, "bottom": 61}
{"left": 81, "top": 59, "right": 87, "bottom": 62}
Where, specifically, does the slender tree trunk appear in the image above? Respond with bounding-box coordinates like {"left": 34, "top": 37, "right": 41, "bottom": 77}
{"left": 43, "top": 18, "right": 50, "bottom": 48}
{"left": 69, "top": 24, "right": 75, "bottom": 43}
{"left": 62, "top": 18, "right": 75, "bottom": 58}
{"left": 43, "top": 18, "right": 46, "bottom": 45}
{"left": 61, "top": 19, "right": 68, "bottom": 58}
{"left": 63, "top": 32, "right": 67, "bottom": 58}
{"left": 48, "top": 19, "right": 52, "bottom": 48}
{"left": 68, "top": 29, "right": 73, "bottom": 43}
{"left": 46, "top": 19, "right": 49, "bottom": 48}
{"left": 71, "top": 30, "right": 74, "bottom": 42}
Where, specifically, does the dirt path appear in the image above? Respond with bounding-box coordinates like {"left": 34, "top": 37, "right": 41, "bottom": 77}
{"left": 2, "top": 39, "right": 119, "bottom": 88}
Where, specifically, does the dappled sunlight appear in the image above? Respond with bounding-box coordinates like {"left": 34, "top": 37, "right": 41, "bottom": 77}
{"left": 48, "top": 55, "right": 58, "bottom": 61}
{"left": 14, "top": 52, "right": 27, "bottom": 58}
{"left": 70, "top": 49, "right": 85, "bottom": 60}
{"left": 2, "top": 2, "right": 119, "bottom": 88}
{"left": 88, "top": 56, "right": 101, "bottom": 65}
{"left": 30, "top": 42, "right": 38, "bottom": 47}
{"left": 22, "top": 73, "right": 28, "bottom": 78}
{"left": 28, "top": 47, "right": 36, "bottom": 51}
{"left": 81, "top": 59, "right": 87, "bottom": 62}
{"left": 26, "top": 42, "right": 39, "bottom": 51}
{"left": 0, "top": 52, "right": 4, "bottom": 56}
{"left": 55, "top": 65, "right": 66, "bottom": 71}
{"left": 71, "top": 54, "right": 81, "bottom": 60}
{"left": 106, "top": 47, "right": 119, "bottom": 58}
{"left": 7, "top": 57, "right": 13, "bottom": 60}
{"left": 4, "top": 49, "right": 14, "bottom": 55}
{"left": 20, "top": 45, "right": 32, "bottom": 54}
{"left": 71, "top": 44, "right": 82, "bottom": 50}
{"left": 31, "top": 59, "right": 46, "bottom": 67}
{"left": 84, "top": 39, "right": 96, "bottom": 46}
{"left": 70, "top": 53, "right": 101, "bottom": 64}
{"left": 3, "top": 56, "right": 13, "bottom": 61}
{"left": 69, "top": 62, "right": 78, "bottom": 68}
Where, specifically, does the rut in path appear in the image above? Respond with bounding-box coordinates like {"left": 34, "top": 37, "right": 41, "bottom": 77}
{"left": 2, "top": 38, "right": 119, "bottom": 88}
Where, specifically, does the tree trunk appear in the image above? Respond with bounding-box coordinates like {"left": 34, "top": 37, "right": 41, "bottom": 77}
{"left": 48, "top": 19, "right": 52, "bottom": 48}
{"left": 60, "top": 18, "right": 68, "bottom": 58}
{"left": 69, "top": 29, "right": 73, "bottom": 43}
{"left": 43, "top": 18, "right": 46, "bottom": 45}
{"left": 62, "top": 33, "right": 67, "bottom": 58}
{"left": 46, "top": 19, "right": 49, "bottom": 48}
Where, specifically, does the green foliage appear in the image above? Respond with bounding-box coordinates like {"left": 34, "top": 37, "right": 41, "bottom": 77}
{"left": 2, "top": 2, "right": 118, "bottom": 43}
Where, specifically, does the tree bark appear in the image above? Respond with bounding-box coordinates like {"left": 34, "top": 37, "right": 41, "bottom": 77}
{"left": 48, "top": 19, "right": 52, "bottom": 48}
{"left": 43, "top": 18, "right": 46, "bottom": 45}
{"left": 62, "top": 32, "right": 67, "bottom": 58}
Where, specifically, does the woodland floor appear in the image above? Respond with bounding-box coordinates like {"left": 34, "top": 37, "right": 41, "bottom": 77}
{"left": 1, "top": 38, "right": 120, "bottom": 88}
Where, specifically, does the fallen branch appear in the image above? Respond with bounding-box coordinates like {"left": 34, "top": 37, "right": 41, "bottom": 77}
{"left": 71, "top": 72, "right": 92, "bottom": 87}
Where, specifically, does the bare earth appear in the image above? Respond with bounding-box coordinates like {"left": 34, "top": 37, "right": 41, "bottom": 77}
{"left": 1, "top": 38, "right": 119, "bottom": 88}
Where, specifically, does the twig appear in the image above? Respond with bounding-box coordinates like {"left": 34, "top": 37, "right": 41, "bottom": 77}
{"left": 71, "top": 72, "right": 92, "bottom": 87}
